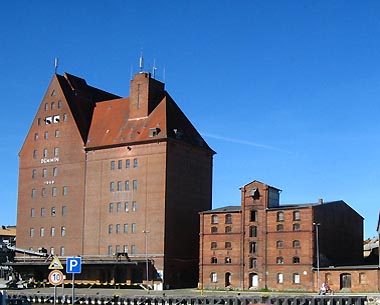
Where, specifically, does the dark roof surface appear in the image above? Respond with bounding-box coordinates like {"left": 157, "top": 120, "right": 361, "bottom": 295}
{"left": 56, "top": 73, "right": 120, "bottom": 143}
{"left": 201, "top": 206, "right": 241, "bottom": 214}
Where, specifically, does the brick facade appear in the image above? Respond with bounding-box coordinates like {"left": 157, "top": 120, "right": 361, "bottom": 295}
{"left": 16, "top": 72, "right": 214, "bottom": 288}
{"left": 199, "top": 180, "right": 379, "bottom": 292}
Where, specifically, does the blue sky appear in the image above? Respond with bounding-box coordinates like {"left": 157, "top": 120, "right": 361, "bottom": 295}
{"left": 0, "top": 1, "right": 379, "bottom": 238}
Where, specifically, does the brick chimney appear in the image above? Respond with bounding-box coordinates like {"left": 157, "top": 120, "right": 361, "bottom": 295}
{"left": 129, "top": 72, "right": 165, "bottom": 119}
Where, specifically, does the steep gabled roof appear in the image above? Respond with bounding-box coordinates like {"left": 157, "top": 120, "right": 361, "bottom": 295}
{"left": 240, "top": 179, "right": 282, "bottom": 192}
{"left": 56, "top": 73, "right": 120, "bottom": 143}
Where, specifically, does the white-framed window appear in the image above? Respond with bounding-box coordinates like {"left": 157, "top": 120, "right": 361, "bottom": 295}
{"left": 277, "top": 212, "right": 284, "bottom": 222}
{"left": 210, "top": 272, "right": 217, "bottom": 283}
{"left": 293, "top": 273, "right": 301, "bottom": 284}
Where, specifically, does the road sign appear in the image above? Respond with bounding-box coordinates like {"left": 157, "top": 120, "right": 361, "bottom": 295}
{"left": 48, "top": 270, "right": 64, "bottom": 286}
{"left": 66, "top": 257, "right": 82, "bottom": 274}
{"left": 49, "top": 256, "right": 64, "bottom": 270}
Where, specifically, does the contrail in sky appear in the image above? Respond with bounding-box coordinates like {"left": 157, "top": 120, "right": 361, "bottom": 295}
{"left": 201, "top": 133, "right": 293, "bottom": 154}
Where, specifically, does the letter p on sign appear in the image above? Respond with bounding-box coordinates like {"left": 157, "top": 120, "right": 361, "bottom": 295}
{"left": 66, "top": 257, "right": 82, "bottom": 274}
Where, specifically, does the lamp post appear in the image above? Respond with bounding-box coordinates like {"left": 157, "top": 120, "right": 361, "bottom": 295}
{"left": 313, "top": 222, "right": 321, "bottom": 292}
{"left": 142, "top": 230, "right": 150, "bottom": 290}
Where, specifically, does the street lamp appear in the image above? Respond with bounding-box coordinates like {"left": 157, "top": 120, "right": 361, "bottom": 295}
{"left": 313, "top": 222, "right": 321, "bottom": 292}
{"left": 142, "top": 230, "right": 150, "bottom": 290}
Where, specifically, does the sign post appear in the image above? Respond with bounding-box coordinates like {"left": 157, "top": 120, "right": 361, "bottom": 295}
{"left": 48, "top": 256, "right": 64, "bottom": 305}
{"left": 66, "top": 257, "right": 82, "bottom": 304}
{"left": 48, "top": 269, "right": 64, "bottom": 305}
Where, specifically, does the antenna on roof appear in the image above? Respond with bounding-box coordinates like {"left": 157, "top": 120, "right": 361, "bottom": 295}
{"left": 54, "top": 57, "right": 59, "bottom": 74}
{"left": 152, "top": 59, "right": 157, "bottom": 79}
{"left": 139, "top": 51, "right": 144, "bottom": 72}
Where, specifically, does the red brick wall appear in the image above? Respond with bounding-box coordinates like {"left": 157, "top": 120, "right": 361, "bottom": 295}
{"left": 17, "top": 75, "right": 86, "bottom": 256}
{"left": 199, "top": 210, "right": 242, "bottom": 289}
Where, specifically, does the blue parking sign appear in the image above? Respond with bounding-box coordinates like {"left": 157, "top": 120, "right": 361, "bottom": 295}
{"left": 66, "top": 257, "right": 82, "bottom": 274}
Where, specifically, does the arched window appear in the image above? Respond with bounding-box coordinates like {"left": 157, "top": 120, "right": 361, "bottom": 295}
{"left": 225, "top": 226, "right": 232, "bottom": 233}
{"left": 293, "top": 256, "right": 300, "bottom": 264}
{"left": 276, "top": 257, "right": 284, "bottom": 264}
{"left": 293, "top": 223, "right": 300, "bottom": 231}
{"left": 225, "top": 214, "right": 232, "bottom": 224}
{"left": 276, "top": 240, "right": 283, "bottom": 248}
{"left": 211, "top": 226, "right": 218, "bottom": 234}
{"left": 277, "top": 224, "right": 284, "bottom": 231}
{"left": 211, "top": 215, "right": 218, "bottom": 224}
{"left": 277, "top": 273, "right": 284, "bottom": 284}
{"left": 211, "top": 257, "right": 217, "bottom": 264}
{"left": 249, "top": 257, "right": 257, "bottom": 268}
{"left": 249, "top": 226, "right": 257, "bottom": 237}
{"left": 250, "top": 242, "right": 257, "bottom": 253}
{"left": 277, "top": 212, "right": 284, "bottom": 222}
{"left": 210, "top": 272, "right": 217, "bottom": 283}
{"left": 211, "top": 242, "right": 217, "bottom": 249}
{"left": 293, "top": 240, "right": 300, "bottom": 248}
{"left": 225, "top": 241, "right": 231, "bottom": 249}
{"left": 225, "top": 257, "right": 231, "bottom": 264}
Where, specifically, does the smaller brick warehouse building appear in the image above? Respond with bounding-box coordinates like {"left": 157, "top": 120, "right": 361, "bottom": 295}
{"left": 199, "top": 180, "right": 380, "bottom": 292}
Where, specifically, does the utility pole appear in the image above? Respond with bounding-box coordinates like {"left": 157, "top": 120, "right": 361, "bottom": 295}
{"left": 313, "top": 222, "right": 321, "bottom": 292}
